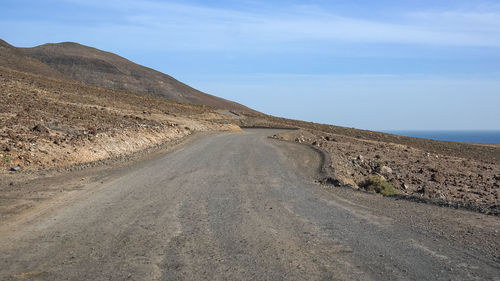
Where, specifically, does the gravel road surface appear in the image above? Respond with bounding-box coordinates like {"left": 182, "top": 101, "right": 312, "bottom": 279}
{"left": 1, "top": 129, "right": 499, "bottom": 280}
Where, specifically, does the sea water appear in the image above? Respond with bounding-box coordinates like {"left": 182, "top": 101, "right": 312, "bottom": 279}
{"left": 384, "top": 130, "right": 500, "bottom": 144}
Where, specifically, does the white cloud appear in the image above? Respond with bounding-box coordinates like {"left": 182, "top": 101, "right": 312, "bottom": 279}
{"left": 52, "top": 0, "right": 500, "bottom": 49}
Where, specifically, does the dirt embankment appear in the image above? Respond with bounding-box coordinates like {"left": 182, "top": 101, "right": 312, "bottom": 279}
{"left": 0, "top": 66, "right": 240, "bottom": 174}
{"left": 272, "top": 129, "right": 499, "bottom": 213}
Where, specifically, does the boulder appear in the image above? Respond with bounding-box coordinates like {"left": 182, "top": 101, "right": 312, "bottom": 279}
{"left": 380, "top": 165, "right": 393, "bottom": 174}
{"left": 32, "top": 124, "right": 49, "bottom": 133}
{"left": 10, "top": 165, "right": 22, "bottom": 172}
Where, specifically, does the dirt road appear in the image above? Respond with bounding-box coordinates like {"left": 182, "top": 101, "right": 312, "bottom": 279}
{"left": 1, "top": 129, "right": 499, "bottom": 280}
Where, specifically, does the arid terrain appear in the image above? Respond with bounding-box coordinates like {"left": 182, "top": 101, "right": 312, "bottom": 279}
{"left": 0, "top": 65, "right": 241, "bottom": 172}
{"left": 232, "top": 114, "right": 500, "bottom": 214}
{"left": 0, "top": 39, "right": 499, "bottom": 280}
{"left": 1, "top": 38, "right": 499, "bottom": 216}
{"left": 271, "top": 129, "right": 499, "bottom": 214}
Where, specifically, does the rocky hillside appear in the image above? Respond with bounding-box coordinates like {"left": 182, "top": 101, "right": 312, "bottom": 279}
{"left": 0, "top": 39, "right": 66, "bottom": 80}
{"left": 0, "top": 65, "right": 240, "bottom": 172}
{"left": 20, "top": 41, "right": 254, "bottom": 113}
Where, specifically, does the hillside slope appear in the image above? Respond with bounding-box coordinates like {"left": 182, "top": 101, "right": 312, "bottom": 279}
{"left": 19, "top": 41, "right": 253, "bottom": 112}
{"left": 0, "top": 39, "right": 66, "bottom": 80}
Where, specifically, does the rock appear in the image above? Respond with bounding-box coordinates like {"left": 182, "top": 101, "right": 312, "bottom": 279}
{"left": 357, "top": 155, "right": 364, "bottom": 162}
{"left": 416, "top": 185, "right": 431, "bottom": 195}
{"left": 10, "top": 165, "right": 22, "bottom": 172}
{"left": 380, "top": 165, "right": 393, "bottom": 174}
{"left": 401, "top": 183, "right": 409, "bottom": 190}
{"left": 368, "top": 161, "right": 379, "bottom": 170}
{"left": 321, "top": 177, "right": 342, "bottom": 186}
{"left": 436, "top": 193, "right": 446, "bottom": 200}
{"left": 431, "top": 172, "right": 444, "bottom": 183}
{"left": 374, "top": 173, "right": 386, "bottom": 181}
{"left": 325, "top": 136, "right": 337, "bottom": 142}
{"left": 295, "top": 136, "right": 306, "bottom": 143}
{"left": 32, "top": 124, "right": 49, "bottom": 133}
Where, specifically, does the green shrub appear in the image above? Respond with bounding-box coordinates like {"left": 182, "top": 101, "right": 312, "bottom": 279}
{"left": 1, "top": 155, "right": 11, "bottom": 164}
{"left": 361, "top": 175, "right": 398, "bottom": 196}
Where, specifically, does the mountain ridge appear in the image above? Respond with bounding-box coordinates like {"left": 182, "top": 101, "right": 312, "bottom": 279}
{"left": 1, "top": 39, "right": 254, "bottom": 112}
{"left": 0, "top": 39, "right": 67, "bottom": 80}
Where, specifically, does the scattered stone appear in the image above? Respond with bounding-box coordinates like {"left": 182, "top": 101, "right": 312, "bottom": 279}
{"left": 10, "top": 165, "right": 22, "bottom": 172}
{"left": 380, "top": 166, "right": 393, "bottom": 174}
{"left": 436, "top": 193, "right": 447, "bottom": 200}
{"left": 401, "top": 183, "right": 409, "bottom": 190}
{"left": 416, "top": 186, "right": 428, "bottom": 195}
{"left": 368, "top": 161, "right": 380, "bottom": 171}
{"left": 431, "top": 172, "right": 444, "bottom": 183}
{"left": 357, "top": 155, "right": 364, "bottom": 162}
{"left": 32, "top": 124, "right": 49, "bottom": 133}
{"left": 321, "top": 177, "right": 342, "bottom": 186}
{"left": 295, "top": 135, "right": 306, "bottom": 143}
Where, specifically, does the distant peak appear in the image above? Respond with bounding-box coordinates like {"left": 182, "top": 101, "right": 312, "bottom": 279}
{"left": 38, "top": 41, "right": 84, "bottom": 47}
{"left": 0, "top": 38, "right": 13, "bottom": 48}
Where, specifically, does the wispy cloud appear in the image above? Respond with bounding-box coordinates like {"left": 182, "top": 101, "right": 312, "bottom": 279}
{"left": 2, "top": 0, "right": 499, "bottom": 130}
{"left": 49, "top": 0, "right": 500, "bottom": 49}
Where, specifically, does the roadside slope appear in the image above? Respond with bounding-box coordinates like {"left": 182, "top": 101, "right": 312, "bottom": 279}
{"left": 237, "top": 113, "right": 500, "bottom": 210}
{"left": 0, "top": 66, "right": 239, "bottom": 174}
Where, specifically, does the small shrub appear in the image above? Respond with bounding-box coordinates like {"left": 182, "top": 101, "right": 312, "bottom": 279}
{"left": 361, "top": 175, "right": 398, "bottom": 196}
{"left": 1, "top": 155, "right": 11, "bottom": 164}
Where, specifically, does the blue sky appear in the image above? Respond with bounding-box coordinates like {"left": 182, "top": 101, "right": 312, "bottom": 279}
{"left": 1, "top": 0, "right": 499, "bottom": 130}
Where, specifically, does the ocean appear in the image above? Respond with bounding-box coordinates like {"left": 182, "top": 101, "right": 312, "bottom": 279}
{"left": 384, "top": 130, "right": 500, "bottom": 144}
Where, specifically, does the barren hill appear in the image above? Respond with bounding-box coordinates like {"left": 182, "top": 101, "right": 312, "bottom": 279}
{"left": 0, "top": 39, "right": 66, "bottom": 80}
{"left": 17, "top": 41, "right": 253, "bottom": 112}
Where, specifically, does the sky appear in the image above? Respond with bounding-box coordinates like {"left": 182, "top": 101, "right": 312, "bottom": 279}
{"left": 1, "top": 0, "right": 500, "bottom": 130}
